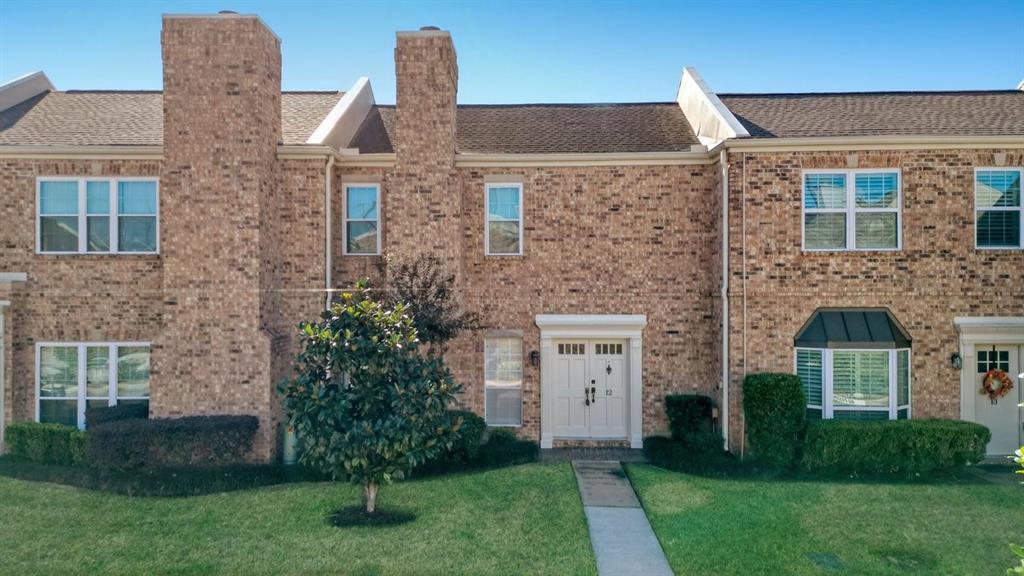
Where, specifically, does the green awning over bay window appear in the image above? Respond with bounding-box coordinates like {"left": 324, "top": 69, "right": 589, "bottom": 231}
{"left": 794, "top": 308, "right": 912, "bottom": 350}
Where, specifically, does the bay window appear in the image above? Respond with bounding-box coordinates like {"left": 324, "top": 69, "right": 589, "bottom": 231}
{"left": 37, "top": 343, "right": 150, "bottom": 429}
{"left": 794, "top": 308, "right": 912, "bottom": 420}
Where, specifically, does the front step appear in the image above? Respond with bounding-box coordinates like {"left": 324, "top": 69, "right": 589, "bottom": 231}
{"left": 541, "top": 447, "right": 645, "bottom": 462}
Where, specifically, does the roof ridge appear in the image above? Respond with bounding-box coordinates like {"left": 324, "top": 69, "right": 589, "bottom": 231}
{"left": 59, "top": 89, "right": 343, "bottom": 95}
{"left": 719, "top": 90, "right": 1023, "bottom": 97}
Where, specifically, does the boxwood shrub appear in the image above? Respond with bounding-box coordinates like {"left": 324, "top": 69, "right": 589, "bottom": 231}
{"left": 742, "top": 373, "right": 806, "bottom": 469}
{"left": 445, "top": 409, "right": 487, "bottom": 462}
{"left": 665, "top": 394, "right": 715, "bottom": 444}
{"left": 801, "top": 419, "right": 990, "bottom": 475}
{"left": 86, "top": 415, "right": 259, "bottom": 470}
{"left": 85, "top": 403, "right": 148, "bottom": 428}
{"left": 4, "top": 422, "right": 86, "bottom": 465}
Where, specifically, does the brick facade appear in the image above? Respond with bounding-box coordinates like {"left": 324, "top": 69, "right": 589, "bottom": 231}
{"left": 724, "top": 149, "right": 1024, "bottom": 452}
{"left": 1, "top": 14, "right": 1021, "bottom": 460}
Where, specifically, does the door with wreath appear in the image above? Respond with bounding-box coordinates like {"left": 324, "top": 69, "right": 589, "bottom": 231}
{"left": 974, "top": 345, "right": 1022, "bottom": 455}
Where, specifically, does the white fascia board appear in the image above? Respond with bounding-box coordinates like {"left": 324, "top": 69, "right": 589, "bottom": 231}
{"left": 1018, "top": 79, "right": 1024, "bottom": 91}
{"left": 676, "top": 67, "right": 749, "bottom": 147}
{"left": 0, "top": 71, "right": 55, "bottom": 113}
{"left": 306, "top": 77, "right": 375, "bottom": 149}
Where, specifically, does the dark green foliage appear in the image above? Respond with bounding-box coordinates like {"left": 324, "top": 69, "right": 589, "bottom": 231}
{"left": 375, "top": 254, "right": 479, "bottom": 347}
{"left": 86, "top": 415, "right": 258, "bottom": 470}
{"left": 801, "top": 419, "right": 990, "bottom": 475}
{"left": 0, "top": 456, "right": 323, "bottom": 496}
{"left": 85, "top": 403, "right": 148, "bottom": 428}
{"left": 743, "top": 373, "right": 807, "bottom": 469}
{"left": 4, "top": 422, "right": 86, "bottom": 465}
{"left": 280, "top": 281, "right": 459, "bottom": 511}
{"left": 445, "top": 410, "right": 487, "bottom": 463}
{"left": 414, "top": 430, "right": 539, "bottom": 477}
{"left": 665, "top": 395, "right": 715, "bottom": 443}
{"left": 642, "top": 436, "right": 749, "bottom": 476}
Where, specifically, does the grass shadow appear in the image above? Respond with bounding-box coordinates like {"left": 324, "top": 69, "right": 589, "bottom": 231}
{"left": 328, "top": 505, "right": 417, "bottom": 528}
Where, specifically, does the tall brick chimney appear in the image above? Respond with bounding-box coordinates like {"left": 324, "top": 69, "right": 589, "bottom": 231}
{"left": 388, "top": 28, "right": 462, "bottom": 261}
{"left": 155, "top": 13, "right": 282, "bottom": 460}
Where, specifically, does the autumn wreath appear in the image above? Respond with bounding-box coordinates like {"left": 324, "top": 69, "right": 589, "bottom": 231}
{"left": 980, "top": 369, "right": 1014, "bottom": 404}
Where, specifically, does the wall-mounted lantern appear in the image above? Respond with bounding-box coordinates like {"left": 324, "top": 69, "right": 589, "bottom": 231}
{"left": 529, "top": 350, "right": 540, "bottom": 368}
{"left": 950, "top": 353, "right": 962, "bottom": 370}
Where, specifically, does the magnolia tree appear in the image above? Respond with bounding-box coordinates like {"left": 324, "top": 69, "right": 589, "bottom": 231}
{"left": 280, "top": 282, "right": 458, "bottom": 513}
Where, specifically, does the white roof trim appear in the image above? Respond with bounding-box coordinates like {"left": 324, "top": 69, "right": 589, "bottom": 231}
{"left": 456, "top": 151, "right": 713, "bottom": 167}
{"left": 676, "top": 67, "right": 749, "bottom": 147}
{"left": 306, "top": 77, "right": 375, "bottom": 149}
{"left": 0, "top": 71, "right": 54, "bottom": 113}
{"left": 535, "top": 314, "right": 648, "bottom": 329}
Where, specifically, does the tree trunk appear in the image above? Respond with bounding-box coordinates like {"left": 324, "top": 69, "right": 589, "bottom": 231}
{"left": 363, "top": 481, "right": 379, "bottom": 514}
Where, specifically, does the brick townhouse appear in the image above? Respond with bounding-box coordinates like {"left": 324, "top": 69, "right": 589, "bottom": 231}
{"left": 0, "top": 12, "right": 1021, "bottom": 461}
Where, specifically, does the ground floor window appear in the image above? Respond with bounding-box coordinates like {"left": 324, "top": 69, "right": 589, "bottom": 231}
{"left": 484, "top": 337, "right": 523, "bottom": 426}
{"left": 796, "top": 348, "right": 910, "bottom": 420}
{"left": 37, "top": 343, "right": 150, "bottom": 429}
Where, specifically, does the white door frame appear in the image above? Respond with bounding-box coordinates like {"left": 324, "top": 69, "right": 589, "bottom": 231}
{"left": 954, "top": 317, "right": 1024, "bottom": 454}
{"left": 536, "top": 314, "right": 647, "bottom": 449}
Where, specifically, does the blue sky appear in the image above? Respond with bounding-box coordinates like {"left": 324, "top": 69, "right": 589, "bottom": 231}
{"left": 1, "top": 1, "right": 1022, "bottom": 103}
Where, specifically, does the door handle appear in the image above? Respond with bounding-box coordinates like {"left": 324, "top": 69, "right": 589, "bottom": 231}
{"left": 590, "top": 386, "right": 597, "bottom": 403}
{"left": 584, "top": 385, "right": 590, "bottom": 406}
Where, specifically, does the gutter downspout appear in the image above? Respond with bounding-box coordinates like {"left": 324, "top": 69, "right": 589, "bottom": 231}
{"left": 324, "top": 155, "right": 335, "bottom": 310}
{"left": 719, "top": 149, "right": 730, "bottom": 451}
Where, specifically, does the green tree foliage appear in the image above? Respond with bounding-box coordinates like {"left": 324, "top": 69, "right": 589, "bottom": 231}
{"left": 280, "top": 282, "right": 459, "bottom": 513}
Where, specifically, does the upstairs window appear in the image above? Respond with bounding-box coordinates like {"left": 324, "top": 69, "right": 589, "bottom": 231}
{"left": 37, "top": 343, "right": 150, "bottom": 429}
{"left": 485, "top": 183, "right": 523, "bottom": 255}
{"left": 803, "top": 171, "right": 901, "bottom": 251}
{"left": 37, "top": 178, "right": 158, "bottom": 254}
{"left": 343, "top": 184, "right": 380, "bottom": 255}
{"left": 975, "top": 168, "right": 1022, "bottom": 249}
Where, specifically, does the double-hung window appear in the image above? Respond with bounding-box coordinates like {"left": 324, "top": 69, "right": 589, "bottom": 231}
{"left": 37, "top": 343, "right": 150, "bottom": 429}
{"left": 343, "top": 184, "right": 380, "bottom": 255}
{"left": 975, "top": 168, "right": 1022, "bottom": 249}
{"left": 38, "top": 178, "right": 159, "bottom": 254}
{"left": 485, "top": 183, "right": 523, "bottom": 255}
{"left": 796, "top": 348, "right": 910, "bottom": 420}
{"left": 803, "top": 170, "right": 901, "bottom": 251}
{"left": 484, "top": 337, "right": 523, "bottom": 426}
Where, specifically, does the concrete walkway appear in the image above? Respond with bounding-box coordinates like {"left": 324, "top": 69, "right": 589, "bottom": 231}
{"left": 572, "top": 461, "right": 673, "bottom": 576}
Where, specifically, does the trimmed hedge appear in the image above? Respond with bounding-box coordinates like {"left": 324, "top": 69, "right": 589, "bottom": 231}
{"left": 85, "top": 403, "right": 148, "bottom": 428}
{"left": 414, "top": 427, "right": 538, "bottom": 477}
{"left": 643, "top": 435, "right": 742, "bottom": 475}
{"left": 801, "top": 419, "right": 990, "bottom": 475}
{"left": 665, "top": 395, "right": 715, "bottom": 443}
{"left": 4, "top": 422, "right": 86, "bottom": 465}
{"left": 86, "top": 415, "right": 259, "bottom": 470}
{"left": 446, "top": 410, "right": 487, "bottom": 463}
{"left": 742, "top": 373, "right": 807, "bottom": 469}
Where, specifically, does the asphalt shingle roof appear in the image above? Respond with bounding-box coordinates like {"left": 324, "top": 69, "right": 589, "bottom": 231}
{"left": 718, "top": 91, "right": 1024, "bottom": 139}
{"left": 0, "top": 90, "right": 344, "bottom": 146}
{"left": 348, "top": 103, "right": 701, "bottom": 154}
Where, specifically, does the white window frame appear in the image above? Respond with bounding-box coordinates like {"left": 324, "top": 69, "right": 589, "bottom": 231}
{"left": 484, "top": 183, "right": 524, "bottom": 256}
{"left": 974, "top": 167, "right": 1024, "bottom": 250}
{"left": 484, "top": 336, "right": 524, "bottom": 427}
{"left": 795, "top": 347, "right": 911, "bottom": 420}
{"left": 35, "top": 342, "right": 151, "bottom": 429}
{"left": 802, "top": 169, "right": 902, "bottom": 252}
{"left": 36, "top": 177, "right": 160, "bottom": 255}
{"left": 342, "top": 183, "right": 381, "bottom": 256}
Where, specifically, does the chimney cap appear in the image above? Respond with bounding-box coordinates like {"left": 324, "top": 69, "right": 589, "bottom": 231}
{"left": 219, "top": 10, "right": 238, "bottom": 14}
{"left": 420, "top": 25, "right": 441, "bottom": 31}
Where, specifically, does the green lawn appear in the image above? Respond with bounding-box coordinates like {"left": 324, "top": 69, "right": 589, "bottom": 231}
{"left": 627, "top": 463, "right": 1024, "bottom": 575}
{"left": 0, "top": 463, "right": 596, "bottom": 576}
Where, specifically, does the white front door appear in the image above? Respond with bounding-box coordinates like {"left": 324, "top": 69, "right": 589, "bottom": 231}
{"left": 974, "top": 345, "right": 1023, "bottom": 455}
{"left": 551, "top": 340, "right": 628, "bottom": 440}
